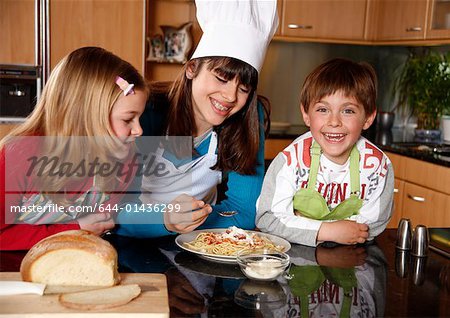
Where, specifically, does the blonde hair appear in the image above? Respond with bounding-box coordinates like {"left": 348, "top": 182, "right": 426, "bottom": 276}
{"left": 1, "top": 47, "right": 148, "bottom": 202}
{"left": 2, "top": 47, "right": 147, "bottom": 140}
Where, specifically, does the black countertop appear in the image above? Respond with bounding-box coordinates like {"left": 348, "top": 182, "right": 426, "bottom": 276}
{"left": 268, "top": 125, "right": 450, "bottom": 167}
{"left": 1, "top": 229, "right": 449, "bottom": 317}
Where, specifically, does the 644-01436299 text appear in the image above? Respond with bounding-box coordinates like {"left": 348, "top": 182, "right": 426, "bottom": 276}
{"left": 10, "top": 203, "right": 182, "bottom": 215}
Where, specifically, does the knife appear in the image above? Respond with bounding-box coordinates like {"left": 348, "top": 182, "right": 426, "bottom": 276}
{"left": 0, "top": 281, "right": 45, "bottom": 296}
{"left": 0, "top": 281, "right": 111, "bottom": 296}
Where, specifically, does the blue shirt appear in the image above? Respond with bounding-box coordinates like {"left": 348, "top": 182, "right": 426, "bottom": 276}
{"left": 115, "top": 100, "right": 266, "bottom": 238}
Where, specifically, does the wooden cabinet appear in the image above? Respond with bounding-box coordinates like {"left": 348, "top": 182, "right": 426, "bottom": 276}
{"left": 366, "top": 0, "right": 427, "bottom": 41}
{"left": 0, "top": 124, "right": 19, "bottom": 141}
{"left": 427, "top": 0, "right": 450, "bottom": 39}
{"left": 0, "top": 0, "right": 145, "bottom": 71}
{"left": 367, "top": 0, "right": 450, "bottom": 42}
{"left": 264, "top": 138, "right": 294, "bottom": 160}
{"left": 387, "top": 178, "right": 404, "bottom": 228}
{"left": 403, "top": 182, "right": 449, "bottom": 227}
{"left": 0, "top": 0, "right": 35, "bottom": 64}
{"left": 50, "top": 0, "right": 145, "bottom": 73}
{"left": 280, "top": 0, "right": 367, "bottom": 41}
{"left": 386, "top": 151, "right": 450, "bottom": 228}
{"left": 146, "top": 0, "right": 201, "bottom": 81}
{"left": 276, "top": 0, "right": 450, "bottom": 44}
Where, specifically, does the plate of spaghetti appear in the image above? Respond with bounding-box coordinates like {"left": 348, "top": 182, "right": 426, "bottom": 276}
{"left": 175, "top": 226, "right": 291, "bottom": 263}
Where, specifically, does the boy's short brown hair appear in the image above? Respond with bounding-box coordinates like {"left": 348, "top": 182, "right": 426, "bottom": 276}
{"left": 300, "top": 58, "right": 377, "bottom": 115}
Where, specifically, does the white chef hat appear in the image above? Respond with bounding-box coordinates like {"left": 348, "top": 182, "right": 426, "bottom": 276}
{"left": 191, "top": 0, "right": 279, "bottom": 73}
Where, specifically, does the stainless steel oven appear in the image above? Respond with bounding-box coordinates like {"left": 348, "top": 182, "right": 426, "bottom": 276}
{"left": 0, "top": 64, "right": 41, "bottom": 122}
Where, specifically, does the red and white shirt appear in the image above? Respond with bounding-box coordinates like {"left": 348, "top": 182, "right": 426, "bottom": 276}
{"left": 256, "top": 132, "right": 394, "bottom": 246}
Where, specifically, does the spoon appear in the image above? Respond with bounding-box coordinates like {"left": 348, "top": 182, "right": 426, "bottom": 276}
{"left": 217, "top": 210, "right": 238, "bottom": 217}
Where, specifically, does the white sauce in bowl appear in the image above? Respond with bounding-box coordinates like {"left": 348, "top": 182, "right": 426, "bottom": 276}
{"left": 242, "top": 259, "right": 284, "bottom": 280}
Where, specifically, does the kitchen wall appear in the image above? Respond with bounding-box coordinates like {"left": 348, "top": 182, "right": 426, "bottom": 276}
{"left": 259, "top": 42, "right": 450, "bottom": 129}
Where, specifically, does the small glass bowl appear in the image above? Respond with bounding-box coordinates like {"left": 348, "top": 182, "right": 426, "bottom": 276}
{"left": 236, "top": 249, "right": 290, "bottom": 281}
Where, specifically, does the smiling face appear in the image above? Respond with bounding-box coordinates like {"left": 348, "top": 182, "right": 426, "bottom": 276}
{"left": 187, "top": 63, "right": 251, "bottom": 136}
{"left": 110, "top": 89, "right": 146, "bottom": 144}
{"left": 301, "top": 90, "right": 376, "bottom": 165}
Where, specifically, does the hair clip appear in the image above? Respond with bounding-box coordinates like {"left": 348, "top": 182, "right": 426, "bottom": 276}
{"left": 115, "top": 76, "right": 135, "bottom": 96}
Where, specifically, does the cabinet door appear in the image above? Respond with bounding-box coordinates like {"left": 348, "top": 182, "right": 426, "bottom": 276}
{"left": 0, "top": 124, "right": 19, "bottom": 141}
{"left": 0, "top": 0, "right": 35, "bottom": 64}
{"left": 387, "top": 178, "right": 404, "bottom": 229}
{"left": 50, "top": 0, "right": 144, "bottom": 72}
{"left": 282, "top": 0, "right": 367, "bottom": 40}
{"left": 403, "top": 156, "right": 450, "bottom": 195}
{"left": 426, "top": 0, "right": 450, "bottom": 39}
{"left": 403, "top": 182, "right": 450, "bottom": 227}
{"left": 264, "top": 139, "right": 294, "bottom": 160}
{"left": 385, "top": 152, "right": 405, "bottom": 180}
{"left": 369, "top": 0, "right": 427, "bottom": 40}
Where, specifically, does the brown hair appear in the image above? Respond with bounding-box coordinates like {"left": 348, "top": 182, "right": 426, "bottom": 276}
{"left": 149, "top": 56, "right": 270, "bottom": 175}
{"left": 300, "top": 58, "right": 377, "bottom": 115}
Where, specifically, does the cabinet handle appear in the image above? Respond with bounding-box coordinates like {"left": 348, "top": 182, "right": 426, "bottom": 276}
{"left": 8, "top": 90, "right": 26, "bottom": 97}
{"left": 406, "top": 27, "right": 422, "bottom": 32}
{"left": 288, "top": 24, "right": 313, "bottom": 30}
{"left": 407, "top": 194, "right": 425, "bottom": 202}
{"left": 394, "top": 188, "right": 399, "bottom": 193}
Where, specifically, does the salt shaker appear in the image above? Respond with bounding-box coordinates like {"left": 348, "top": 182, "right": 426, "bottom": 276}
{"left": 396, "top": 218, "right": 412, "bottom": 250}
{"left": 411, "top": 225, "right": 429, "bottom": 257}
{"left": 411, "top": 256, "right": 428, "bottom": 286}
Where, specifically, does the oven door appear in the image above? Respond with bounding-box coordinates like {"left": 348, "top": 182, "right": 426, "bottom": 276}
{"left": 0, "top": 65, "right": 40, "bottom": 121}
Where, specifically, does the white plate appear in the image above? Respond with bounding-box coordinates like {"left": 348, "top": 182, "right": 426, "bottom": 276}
{"left": 175, "top": 229, "right": 291, "bottom": 264}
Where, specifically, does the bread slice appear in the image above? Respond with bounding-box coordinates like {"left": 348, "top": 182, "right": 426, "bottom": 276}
{"left": 20, "top": 230, "right": 120, "bottom": 286}
{"left": 59, "top": 284, "right": 141, "bottom": 310}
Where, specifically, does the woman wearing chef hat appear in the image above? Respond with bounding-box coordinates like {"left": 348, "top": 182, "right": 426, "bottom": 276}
{"left": 116, "top": 0, "right": 278, "bottom": 237}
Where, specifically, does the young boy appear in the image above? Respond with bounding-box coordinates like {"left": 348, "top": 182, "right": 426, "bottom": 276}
{"left": 256, "top": 58, "right": 394, "bottom": 247}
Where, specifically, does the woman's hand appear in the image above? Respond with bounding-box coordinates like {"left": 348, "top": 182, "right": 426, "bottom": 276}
{"left": 77, "top": 212, "right": 115, "bottom": 235}
{"left": 318, "top": 220, "right": 369, "bottom": 245}
{"left": 164, "top": 194, "right": 213, "bottom": 234}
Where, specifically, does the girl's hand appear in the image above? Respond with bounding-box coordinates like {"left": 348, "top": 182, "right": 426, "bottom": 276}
{"left": 318, "top": 220, "right": 369, "bottom": 245}
{"left": 77, "top": 212, "right": 115, "bottom": 235}
{"left": 164, "top": 194, "right": 213, "bottom": 234}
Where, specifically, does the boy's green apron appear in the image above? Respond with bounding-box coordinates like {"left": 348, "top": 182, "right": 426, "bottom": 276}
{"left": 293, "top": 142, "right": 363, "bottom": 220}
{"left": 289, "top": 265, "right": 357, "bottom": 318}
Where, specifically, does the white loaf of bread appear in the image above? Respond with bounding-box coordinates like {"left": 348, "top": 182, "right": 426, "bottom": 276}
{"left": 20, "top": 230, "right": 120, "bottom": 286}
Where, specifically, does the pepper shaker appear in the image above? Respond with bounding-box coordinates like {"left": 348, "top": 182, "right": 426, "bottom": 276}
{"left": 396, "top": 218, "right": 412, "bottom": 250}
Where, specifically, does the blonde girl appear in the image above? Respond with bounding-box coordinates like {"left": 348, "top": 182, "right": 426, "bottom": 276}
{"left": 1, "top": 46, "right": 148, "bottom": 250}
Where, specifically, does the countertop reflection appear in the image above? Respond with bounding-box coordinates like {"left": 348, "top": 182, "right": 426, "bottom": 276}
{"left": 1, "top": 229, "right": 449, "bottom": 317}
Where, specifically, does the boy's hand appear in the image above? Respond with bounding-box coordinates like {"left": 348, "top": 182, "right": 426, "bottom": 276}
{"left": 317, "top": 220, "right": 369, "bottom": 245}
{"left": 316, "top": 245, "right": 367, "bottom": 268}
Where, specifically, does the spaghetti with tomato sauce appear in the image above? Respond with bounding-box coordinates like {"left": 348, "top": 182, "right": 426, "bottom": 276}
{"left": 183, "top": 226, "right": 285, "bottom": 256}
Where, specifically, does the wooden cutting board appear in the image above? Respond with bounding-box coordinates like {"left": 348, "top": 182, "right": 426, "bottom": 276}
{"left": 0, "top": 272, "right": 169, "bottom": 317}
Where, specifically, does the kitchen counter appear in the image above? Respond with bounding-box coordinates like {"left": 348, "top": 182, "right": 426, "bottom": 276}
{"left": 1, "top": 229, "right": 449, "bottom": 317}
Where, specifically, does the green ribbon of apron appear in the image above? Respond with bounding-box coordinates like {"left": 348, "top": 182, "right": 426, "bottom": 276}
{"left": 293, "top": 142, "right": 363, "bottom": 220}
{"left": 288, "top": 265, "right": 357, "bottom": 318}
